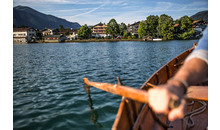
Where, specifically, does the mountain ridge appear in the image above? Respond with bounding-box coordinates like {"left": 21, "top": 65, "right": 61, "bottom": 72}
{"left": 190, "top": 10, "right": 208, "bottom": 22}
{"left": 13, "top": 6, "right": 81, "bottom": 30}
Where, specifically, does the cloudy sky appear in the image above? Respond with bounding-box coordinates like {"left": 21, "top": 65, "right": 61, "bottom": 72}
{"left": 13, "top": 0, "right": 208, "bottom": 26}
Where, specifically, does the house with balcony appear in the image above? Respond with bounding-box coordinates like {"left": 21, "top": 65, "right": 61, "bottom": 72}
{"left": 42, "top": 28, "right": 59, "bottom": 36}
{"left": 13, "top": 27, "right": 36, "bottom": 43}
{"left": 127, "top": 21, "right": 140, "bottom": 36}
{"left": 91, "top": 24, "right": 107, "bottom": 37}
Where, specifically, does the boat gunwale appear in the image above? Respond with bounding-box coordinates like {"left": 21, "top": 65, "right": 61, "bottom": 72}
{"left": 112, "top": 46, "right": 195, "bottom": 130}
{"left": 140, "top": 47, "right": 195, "bottom": 90}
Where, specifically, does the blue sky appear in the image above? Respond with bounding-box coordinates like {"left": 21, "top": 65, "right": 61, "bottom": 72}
{"left": 13, "top": 0, "right": 208, "bottom": 26}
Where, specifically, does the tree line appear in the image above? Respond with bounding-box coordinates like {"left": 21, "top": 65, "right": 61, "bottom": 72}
{"left": 77, "top": 14, "right": 195, "bottom": 40}
{"left": 138, "top": 14, "right": 195, "bottom": 40}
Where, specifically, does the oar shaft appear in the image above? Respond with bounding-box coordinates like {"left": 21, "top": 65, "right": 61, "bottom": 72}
{"left": 83, "top": 78, "right": 149, "bottom": 104}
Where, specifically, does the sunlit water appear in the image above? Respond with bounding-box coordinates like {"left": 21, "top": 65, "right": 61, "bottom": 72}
{"left": 13, "top": 40, "right": 198, "bottom": 130}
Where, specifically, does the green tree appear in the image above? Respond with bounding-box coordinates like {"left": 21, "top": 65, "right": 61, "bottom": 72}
{"left": 105, "top": 18, "right": 120, "bottom": 39}
{"left": 78, "top": 24, "right": 92, "bottom": 39}
{"left": 174, "top": 16, "right": 195, "bottom": 39}
{"left": 177, "top": 28, "right": 195, "bottom": 40}
{"left": 119, "top": 22, "right": 127, "bottom": 35}
{"left": 36, "top": 31, "right": 42, "bottom": 39}
{"left": 59, "top": 25, "right": 64, "bottom": 31}
{"left": 146, "top": 15, "right": 159, "bottom": 35}
{"left": 123, "top": 31, "right": 131, "bottom": 37}
{"left": 179, "top": 15, "right": 193, "bottom": 31}
{"left": 20, "top": 24, "right": 28, "bottom": 28}
{"left": 64, "top": 31, "right": 69, "bottom": 36}
{"left": 158, "top": 14, "right": 174, "bottom": 40}
{"left": 138, "top": 21, "right": 147, "bottom": 38}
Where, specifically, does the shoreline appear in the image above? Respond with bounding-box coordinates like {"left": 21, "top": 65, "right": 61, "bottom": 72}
{"left": 13, "top": 38, "right": 200, "bottom": 44}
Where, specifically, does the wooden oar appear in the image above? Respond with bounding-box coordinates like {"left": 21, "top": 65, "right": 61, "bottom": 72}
{"left": 185, "top": 86, "right": 208, "bottom": 101}
{"left": 83, "top": 78, "right": 208, "bottom": 107}
{"left": 83, "top": 78, "right": 181, "bottom": 109}
{"left": 147, "top": 83, "right": 208, "bottom": 101}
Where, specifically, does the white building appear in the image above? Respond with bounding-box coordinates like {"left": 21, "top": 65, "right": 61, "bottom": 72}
{"left": 13, "top": 28, "right": 36, "bottom": 43}
{"left": 66, "top": 32, "right": 78, "bottom": 40}
{"left": 194, "top": 26, "right": 203, "bottom": 33}
{"left": 42, "top": 28, "right": 58, "bottom": 36}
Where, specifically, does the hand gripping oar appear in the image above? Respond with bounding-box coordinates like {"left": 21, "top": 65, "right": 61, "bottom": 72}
{"left": 83, "top": 78, "right": 181, "bottom": 109}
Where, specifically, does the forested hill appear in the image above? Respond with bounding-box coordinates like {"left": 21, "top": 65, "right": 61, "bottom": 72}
{"left": 190, "top": 10, "right": 208, "bottom": 22}
{"left": 13, "top": 6, "right": 81, "bottom": 30}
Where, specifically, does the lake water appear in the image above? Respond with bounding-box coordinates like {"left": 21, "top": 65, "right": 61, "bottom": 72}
{"left": 13, "top": 40, "right": 199, "bottom": 130}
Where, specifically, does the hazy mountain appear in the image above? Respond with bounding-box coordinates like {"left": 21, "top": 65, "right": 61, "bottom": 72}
{"left": 190, "top": 10, "right": 208, "bottom": 22}
{"left": 13, "top": 6, "right": 81, "bottom": 30}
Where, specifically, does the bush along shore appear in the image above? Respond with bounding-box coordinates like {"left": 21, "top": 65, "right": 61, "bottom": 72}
{"left": 65, "top": 38, "right": 143, "bottom": 42}
{"left": 25, "top": 38, "right": 143, "bottom": 43}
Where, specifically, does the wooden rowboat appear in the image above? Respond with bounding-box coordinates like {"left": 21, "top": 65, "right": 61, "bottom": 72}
{"left": 84, "top": 45, "right": 208, "bottom": 130}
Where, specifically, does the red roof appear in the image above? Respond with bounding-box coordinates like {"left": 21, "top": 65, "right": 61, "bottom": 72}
{"left": 192, "top": 20, "right": 202, "bottom": 24}
{"left": 13, "top": 28, "right": 34, "bottom": 32}
{"left": 13, "top": 37, "right": 27, "bottom": 38}
{"left": 173, "top": 24, "right": 179, "bottom": 27}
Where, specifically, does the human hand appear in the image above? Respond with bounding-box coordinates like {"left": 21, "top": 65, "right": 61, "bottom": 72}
{"left": 148, "top": 83, "right": 186, "bottom": 121}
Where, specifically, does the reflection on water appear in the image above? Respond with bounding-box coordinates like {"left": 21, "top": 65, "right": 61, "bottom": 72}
{"left": 84, "top": 84, "right": 103, "bottom": 129}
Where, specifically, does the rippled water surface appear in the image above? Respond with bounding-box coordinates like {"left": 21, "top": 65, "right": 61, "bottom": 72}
{"left": 13, "top": 40, "right": 198, "bottom": 130}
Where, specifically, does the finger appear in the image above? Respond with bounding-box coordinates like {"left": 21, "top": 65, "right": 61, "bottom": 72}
{"left": 148, "top": 88, "right": 170, "bottom": 114}
{"left": 168, "top": 99, "right": 186, "bottom": 121}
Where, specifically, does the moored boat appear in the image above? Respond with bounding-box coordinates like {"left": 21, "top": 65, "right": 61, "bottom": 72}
{"left": 84, "top": 44, "right": 208, "bottom": 130}
{"left": 153, "top": 38, "right": 163, "bottom": 41}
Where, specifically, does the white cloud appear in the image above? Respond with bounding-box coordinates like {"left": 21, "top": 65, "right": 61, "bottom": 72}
{"left": 122, "top": 3, "right": 128, "bottom": 6}
{"left": 70, "top": 3, "right": 108, "bottom": 18}
{"left": 111, "top": 1, "right": 123, "bottom": 5}
{"left": 155, "top": 2, "right": 174, "bottom": 9}
{"left": 13, "top": 0, "right": 107, "bottom": 5}
{"left": 45, "top": 8, "right": 92, "bottom": 13}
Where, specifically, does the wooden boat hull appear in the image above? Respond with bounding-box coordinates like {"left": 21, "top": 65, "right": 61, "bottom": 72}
{"left": 112, "top": 46, "right": 208, "bottom": 130}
